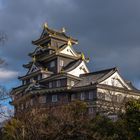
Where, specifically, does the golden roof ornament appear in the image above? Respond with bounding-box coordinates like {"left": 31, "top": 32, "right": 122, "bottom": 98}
{"left": 61, "top": 27, "right": 66, "bottom": 33}
{"left": 81, "top": 53, "right": 85, "bottom": 60}
{"left": 44, "top": 22, "right": 48, "bottom": 29}
{"left": 81, "top": 53, "right": 90, "bottom": 63}
{"left": 67, "top": 40, "right": 72, "bottom": 46}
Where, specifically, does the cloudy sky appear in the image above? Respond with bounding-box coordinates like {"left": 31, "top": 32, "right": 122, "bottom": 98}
{"left": 0, "top": 0, "right": 140, "bottom": 89}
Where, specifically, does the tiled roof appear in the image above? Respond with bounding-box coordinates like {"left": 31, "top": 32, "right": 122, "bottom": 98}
{"left": 74, "top": 67, "right": 117, "bottom": 87}
{"left": 63, "top": 59, "right": 82, "bottom": 72}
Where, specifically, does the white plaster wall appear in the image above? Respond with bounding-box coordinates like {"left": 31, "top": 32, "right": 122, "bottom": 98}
{"left": 60, "top": 45, "right": 78, "bottom": 57}
{"left": 100, "top": 71, "right": 131, "bottom": 90}
{"left": 68, "top": 61, "right": 89, "bottom": 77}
{"left": 97, "top": 88, "right": 140, "bottom": 99}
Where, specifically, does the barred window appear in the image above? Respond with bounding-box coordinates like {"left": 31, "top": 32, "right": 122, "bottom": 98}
{"left": 50, "top": 61, "right": 55, "bottom": 67}
{"left": 56, "top": 80, "right": 61, "bottom": 87}
{"left": 52, "top": 95, "right": 58, "bottom": 102}
{"left": 88, "top": 107, "right": 94, "bottom": 114}
{"left": 49, "top": 82, "right": 53, "bottom": 88}
{"left": 80, "top": 92, "right": 85, "bottom": 100}
{"left": 71, "top": 94, "right": 76, "bottom": 101}
{"left": 89, "top": 91, "right": 93, "bottom": 100}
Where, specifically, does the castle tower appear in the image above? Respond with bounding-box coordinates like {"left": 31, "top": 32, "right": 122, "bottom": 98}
{"left": 11, "top": 23, "right": 140, "bottom": 116}
{"left": 11, "top": 23, "right": 89, "bottom": 114}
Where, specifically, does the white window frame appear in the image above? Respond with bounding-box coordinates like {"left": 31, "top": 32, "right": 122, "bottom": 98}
{"left": 39, "top": 96, "right": 46, "bottom": 104}
{"left": 30, "top": 78, "right": 34, "bottom": 83}
{"left": 88, "top": 107, "right": 94, "bottom": 114}
{"left": 52, "top": 95, "right": 58, "bottom": 102}
{"left": 56, "top": 80, "right": 61, "bottom": 87}
{"left": 49, "top": 82, "right": 53, "bottom": 88}
{"left": 71, "top": 94, "right": 75, "bottom": 101}
{"left": 23, "top": 80, "right": 26, "bottom": 85}
{"left": 80, "top": 92, "right": 85, "bottom": 100}
{"left": 38, "top": 74, "right": 42, "bottom": 80}
{"left": 117, "top": 94, "right": 123, "bottom": 102}
{"left": 89, "top": 91, "right": 93, "bottom": 100}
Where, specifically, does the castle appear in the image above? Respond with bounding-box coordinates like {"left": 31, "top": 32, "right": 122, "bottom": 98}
{"left": 11, "top": 23, "right": 140, "bottom": 117}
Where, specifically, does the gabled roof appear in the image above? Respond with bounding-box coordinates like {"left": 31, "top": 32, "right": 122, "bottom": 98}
{"left": 63, "top": 60, "right": 82, "bottom": 72}
{"left": 74, "top": 67, "right": 140, "bottom": 92}
{"left": 74, "top": 67, "right": 118, "bottom": 87}
{"left": 32, "top": 26, "right": 78, "bottom": 45}
{"left": 125, "top": 80, "right": 140, "bottom": 92}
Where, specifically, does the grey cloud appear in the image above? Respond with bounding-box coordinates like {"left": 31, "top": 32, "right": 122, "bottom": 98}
{"left": 0, "top": 0, "right": 140, "bottom": 89}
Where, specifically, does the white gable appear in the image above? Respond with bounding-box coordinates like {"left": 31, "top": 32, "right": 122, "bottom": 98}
{"left": 68, "top": 61, "right": 89, "bottom": 77}
{"left": 28, "top": 64, "right": 39, "bottom": 74}
{"left": 60, "top": 45, "right": 78, "bottom": 57}
{"left": 100, "top": 71, "right": 131, "bottom": 90}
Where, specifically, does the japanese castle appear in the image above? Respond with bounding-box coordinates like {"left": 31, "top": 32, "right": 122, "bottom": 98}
{"left": 11, "top": 23, "right": 140, "bottom": 116}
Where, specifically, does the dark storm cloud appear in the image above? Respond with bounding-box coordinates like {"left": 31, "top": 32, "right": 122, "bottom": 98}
{"left": 0, "top": 0, "right": 140, "bottom": 89}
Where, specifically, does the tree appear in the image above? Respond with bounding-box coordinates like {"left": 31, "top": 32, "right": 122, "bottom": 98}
{"left": 122, "top": 99, "right": 140, "bottom": 140}
{"left": 0, "top": 31, "right": 10, "bottom": 120}
{"left": 2, "top": 99, "right": 140, "bottom": 140}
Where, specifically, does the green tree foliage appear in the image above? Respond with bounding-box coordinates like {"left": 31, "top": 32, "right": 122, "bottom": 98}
{"left": 1, "top": 99, "right": 140, "bottom": 140}
{"left": 123, "top": 99, "right": 140, "bottom": 140}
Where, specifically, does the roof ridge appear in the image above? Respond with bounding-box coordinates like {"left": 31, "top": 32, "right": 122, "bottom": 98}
{"left": 64, "top": 59, "right": 82, "bottom": 72}
{"left": 96, "top": 68, "right": 117, "bottom": 84}
{"left": 80, "top": 67, "right": 117, "bottom": 76}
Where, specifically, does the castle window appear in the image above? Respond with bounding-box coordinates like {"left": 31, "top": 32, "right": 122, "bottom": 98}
{"left": 56, "top": 80, "right": 61, "bottom": 87}
{"left": 52, "top": 95, "right": 58, "bottom": 102}
{"left": 88, "top": 107, "right": 94, "bottom": 114}
{"left": 38, "top": 74, "right": 42, "bottom": 80}
{"left": 89, "top": 91, "right": 93, "bottom": 100}
{"left": 49, "top": 82, "right": 53, "bottom": 88}
{"left": 71, "top": 81, "right": 75, "bottom": 86}
{"left": 23, "top": 80, "right": 26, "bottom": 85}
{"left": 71, "top": 94, "right": 76, "bottom": 101}
{"left": 39, "top": 96, "right": 46, "bottom": 104}
{"left": 26, "top": 79, "right": 30, "bottom": 84}
{"left": 30, "top": 78, "right": 34, "bottom": 83}
{"left": 34, "top": 75, "right": 38, "bottom": 81}
{"left": 50, "top": 61, "right": 55, "bottom": 67}
{"left": 80, "top": 92, "right": 85, "bottom": 100}
{"left": 60, "top": 60, "right": 64, "bottom": 66}
{"left": 117, "top": 94, "right": 123, "bottom": 102}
